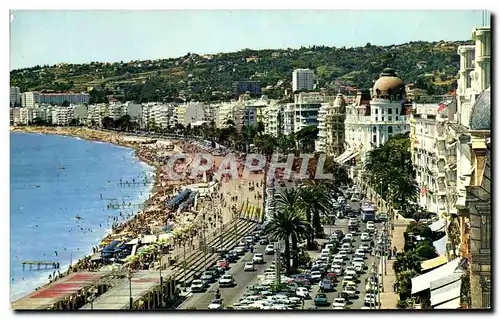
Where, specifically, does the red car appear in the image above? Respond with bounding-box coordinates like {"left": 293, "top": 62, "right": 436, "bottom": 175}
{"left": 217, "top": 259, "right": 230, "bottom": 270}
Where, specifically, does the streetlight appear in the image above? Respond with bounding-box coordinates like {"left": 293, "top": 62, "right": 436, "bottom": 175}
{"left": 128, "top": 269, "right": 133, "bottom": 310}
{"left": 182, "top": 236, "right": 187, "bottom": 292}
{"left": 157, "top": 244, "right": 163, "bottom": 304}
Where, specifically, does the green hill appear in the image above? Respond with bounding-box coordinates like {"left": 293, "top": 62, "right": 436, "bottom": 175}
{"left": 10, "top": 40, "right": 470, "bottom": 103}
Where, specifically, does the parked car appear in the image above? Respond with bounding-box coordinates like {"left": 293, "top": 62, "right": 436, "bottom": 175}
{"left": 217, "top": 259, "right": 230, "bottom": 270}
{"left": 360, "top": 232, "right": 371, "bottom": 241}
{"left": 208, "top": 299, "right": 223, "bottom": 309}
{"left": 314, "top": 293, "right": 329, "bottom": 306}
{"left": 252, "top": 253, "right": 265, "bottom": 264}
{"left": 191, "top": 279, "right": 206, "bottom": 292}
{"left": 201, "top": 271, "right": 215, "bottom": 283}
{"left": 364, "top": 293, "right": 378, "bottom": 306}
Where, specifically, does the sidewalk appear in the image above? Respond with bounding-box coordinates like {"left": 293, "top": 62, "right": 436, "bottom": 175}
{"left": 379, "top": 213, "right": 411, "bottom": 309}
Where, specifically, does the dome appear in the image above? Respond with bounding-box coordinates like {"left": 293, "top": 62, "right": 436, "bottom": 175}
{"left": 372, "top": 68, "right": 405, "bottom": 99}
{"left": 469, "top": 87, "right": 491, "bottom": 130}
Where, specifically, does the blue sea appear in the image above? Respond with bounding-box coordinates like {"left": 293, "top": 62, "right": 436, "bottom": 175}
{"left": 10, "top": 132, "right": 155, "bottom": 302}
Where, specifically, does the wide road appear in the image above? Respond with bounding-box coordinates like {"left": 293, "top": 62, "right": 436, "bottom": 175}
{"left": 303, "top": 194, "right": 384, "bottom": 310}
{"left": 178, "top": 242, "right": 275, "bottom": 309}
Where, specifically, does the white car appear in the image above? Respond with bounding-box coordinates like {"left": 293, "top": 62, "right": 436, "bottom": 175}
{"left": 310, "top": 271, "right": 323, "bottom": 282}
{"left": 252, "top": 253, "right": 264, "bottom": 264}
{"left": 331, "top": 265, "right": 343, "bottom": 275}
{"left": 190, "top": 279, "right": 206, "bottom": 292}
{"left": 296, "top": 287, "right": 310, "bottom": 299}
{"left": 265, "top": 245, "right": 275, "bottom": 255}
{"left": 208, "top": 299, "right": 223, "bottom": 309}
{"left": 235, "top": 246, "right": 247, "bottom": 255}
{"left": 343, "top": 285, "right": 357, "bottom": 297}
{"left": 338, "top": 250, "right": 349, "bottom": 259}
{"left": 355, "top": 250, "right": 365, "bottom": 259}
{"left": 364, "top": 293, "right": 378, "bottom": 305}
{"left": 354, "top": 264, "right": 364, "bottom": 273}
{"left": 359, "top": 244, "right": 371, "bottom": 252}
{"left": 360, "top": 232, "right": 371, "bottom": 241}
{"left": 219, "top": 274, "right": 235, "bottom": 287}
{"left": 341, "top": 243, "right": 352, "bottom": 253}
{"left": 332, "top": 298, "right": 347, "bottom": 308}
{"left": 344, "top": 233, "right": 353, "bottom": 242}
{"left": 366, "top": 224, "right": 375, "bottom": 232}
{"left": 244, "top": 262, "right": 255, "bottom": 271}
{"left": 333, "top": 256, "right": 344, "bottom": 265}
{"left": 344, "top": 267, "right": 357, "bottom": 277}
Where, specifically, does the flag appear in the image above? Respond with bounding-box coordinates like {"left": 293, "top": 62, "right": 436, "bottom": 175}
{"left": 420, "top": 187, "right": 428, "bottom": 196}
{"left": 437, "top": 103, "right": 447, "bottom": 113}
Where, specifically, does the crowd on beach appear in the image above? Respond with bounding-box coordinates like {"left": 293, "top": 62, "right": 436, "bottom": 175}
{"left": 15, "top": 127, "right": 266, "bottom": 300}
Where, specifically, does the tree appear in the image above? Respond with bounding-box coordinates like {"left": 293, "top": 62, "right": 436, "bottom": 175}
{"left": 396, "top": 269, "right": 418, "bottom": 300}
{"left": 61, "top": 100, "right": 70, "bottom": 107}
{"left": 264, "top": 196, "right": 312, "bottom": 274}
{"left": 101, "top": 116, "right": 115, "bottom": 129}
{"left": 298, "top": 181, "right": 333, "bottom": 244}
{"left": 414, "top": 240, "right": 438, "bottom": 260}
{"left": 393, "top": 249, "right": 423, "bottom": 274}
{"left": 296, "top": 125, "right": 318, "bottom": 153}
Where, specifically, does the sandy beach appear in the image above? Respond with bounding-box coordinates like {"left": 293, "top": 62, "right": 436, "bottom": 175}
{"left": 10, "top": 126, "right": 264, "bottom": 301}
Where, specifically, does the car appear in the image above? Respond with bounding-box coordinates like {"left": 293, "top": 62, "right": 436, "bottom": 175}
{"left": 207, "top": 266, "right": 224, "bottom": 278}
{"left": 344, "top": 267, "right": 357, "bottom": 277}
{"left": 351, "top": 196, "right": 359, "bottom": 202}
{"left": 377, "top": 213, "right": 388, "bottom": 221}
{"left": 332, "top": 297, "right": 347, "bottom": 308}
{"left": 355, "top": 250, "right": 365, "bottom": 259}
{"left": 360, "top": 232, "right": 371, "bottom": 241}
{"left": 200, "top": 271, "right": 215, "bottom": 283}
{"left": 314, "top": 293, "right": 329, "bottom": 306}
{"left": 338, "top": 250, "right": 349, "bottom": 259}
{"left": 319, "top": 279, "right": 334, "bottom": 292}
{"left": 341, "top": 243, "right": 352, "bottom": 253}
{"left": 208, "top": 299, "right": 223, "bottom": 309}
{"left": 217, "top": 259, "right": 230, "bottom": 270}
{"left": 332, "top": 256, "right": 344, "bottom": 265}
{"left": 295, "top": 287, "right": 311, "bottom": 299}
{"left": 265, "top": 245, "right": 275, "bottom": 255}
{"left": 366, "top": 281, "right": 379, "bottom": 293}
{"left": 354, "top": 264, "right": 364, "bottom": 273}
{"left": 343, "top": 233, "right": 354, "bottom": 241}
{"left": 334, "top": 229, "right": 344, "bottom": 238}
{"left": 342, "top": 276, "right": 357, "bottom": 286}
{"left": 359, "top": 244, "right": 371, "bottom": 252}
{"left": 219, "top": 274, "right": 235, "bottom": 287}
{"left": 366, "top": 224, "right": 375, "bottom": 232}
{"left": 317, "top": 256, "right": 329, "bottom": 264}
{"left": 191, "top": 277, "right": 208, "bottom": 290}
{"left": 364, "top": 293, "right": 378, "bottom": 305}
{"left": 343, "top": 285, "right": 357, "bottom": 297}
{"left": 310, "top": 271, "right": 323, "bottom": 283}
{"left": 324, "top": 244, "right": 335, "bottom": 252}
{"left": 225, "top": 251, "right": 239, "bottom": 263}
{"left": 252, "top": 253, "right": 265, "bottom": 264}
{"left": 235, "top": 246, "right": 247, "bottom": 255}
{"left": 331, "top": 264, "right": 343, "bottom": 275}
{"left": 259, "top": 237, "right": 269, "bottom": 245}
{"left": 244, "top": 262, "right": 255, "bottom": 271}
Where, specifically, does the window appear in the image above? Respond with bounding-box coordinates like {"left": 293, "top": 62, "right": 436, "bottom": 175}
{"left": 388, "top": 108, "right": 392, "bottom": 114}
{"left": 388, "top": 116, "right": 392, "bottom": 121}
{"left": 396, "top": 108, "right": 399, "bottom": 114}
{"left": 396, "top": 116, "right": 399, "bottom": 121}
{"left": 381, "top": 117, "right": 385, "bottom": 121}
{"left": 388, "top": 126, "right": 393, "bottom": 134}
{"left": 373, "top": 135, "right": 377, "bottom": 144}
{"left": 481, "top": 215, "right": 491, "bottom": 249}
{"left": 373, "top": 126, "right": 377, "bottom": 132}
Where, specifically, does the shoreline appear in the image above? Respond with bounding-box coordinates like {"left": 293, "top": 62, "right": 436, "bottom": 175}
{"left": 10, "top": 126, "right": 161, "bottom": 302}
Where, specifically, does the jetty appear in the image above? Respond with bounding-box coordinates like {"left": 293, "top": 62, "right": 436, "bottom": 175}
{"left": 22, "top": 261, "right": 61, "bottom": 271}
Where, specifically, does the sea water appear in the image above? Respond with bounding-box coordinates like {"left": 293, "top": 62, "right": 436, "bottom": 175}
{"left": 10, "top": 132, "right": 154, "bottom": 301}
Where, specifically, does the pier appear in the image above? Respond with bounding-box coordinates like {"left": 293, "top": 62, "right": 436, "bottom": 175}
{"left": 22, "top": 261, "right": 61, "bottom": 271}
{"left": 118, "top": 179, "right": 154, "bottom": 187}
{"left": 106, "top": 202, "right": 145, "bottom": 209}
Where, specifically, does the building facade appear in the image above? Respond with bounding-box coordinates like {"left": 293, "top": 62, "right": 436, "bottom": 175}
{"left": 292, "top": 69, "right": 315, "bottom": 92}
{"left": 232, "top": 81, "right": 262, "bottom": 97}
{"left": 316, "top": 94, "right": 346, "bottom": 156}
{"left": 10, "top": 86, "right": 21, "bottom": 107}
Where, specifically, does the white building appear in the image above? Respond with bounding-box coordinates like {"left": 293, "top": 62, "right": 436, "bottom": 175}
{"left": 292, "top": 69, "right": 315, "bottom": 92}
{"left": 87, "top": 104, "right": 109, "bottom": 126}
{"left": 10, "top": 86, "right": 21, "bottom": 107}
{"left": 342, "top": 68, "right": 411, "bottom": 164}
{"left": 214, "top": 102, "right": 236, "bottom": 129}
{"left": 263, "top": 104, "right": 284, "bottom": 137}
{"left": 51, "top": 107, "right": 73, "bottom": 126}
{"left": 21, "top": 92, "right": 39, "bottom": 108}
{"left": 175, "top": 102, "right": 206, "bottom": 127}
{"left": 72, "top": 104, "right": 89, "bottom": 124}
{"left": 124, "top": 102, "right": 143, "bottom": 123}
{"left": 282, "top": 103, "right": 295, "bottom": 135}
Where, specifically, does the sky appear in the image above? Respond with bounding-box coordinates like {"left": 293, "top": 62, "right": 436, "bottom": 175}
{"left": 10, "top": 10, "right": 489, "bottom": 70}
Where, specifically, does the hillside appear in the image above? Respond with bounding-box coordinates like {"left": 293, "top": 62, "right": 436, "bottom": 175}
{"left": 10, "top": 40, "right": 470, "bottom": 103}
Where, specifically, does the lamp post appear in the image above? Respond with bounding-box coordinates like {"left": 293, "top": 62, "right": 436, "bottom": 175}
{"left": 183, "top": 237, "right": 187, "bottom": 292}
{"left": 158, "top": 244, "right": 163, "bottom": 304}
{"left": 87, "top": 287, "right": 98, "bottom": 310}
{"left": 128, "top": 269, "right": 133, "bottom": 310}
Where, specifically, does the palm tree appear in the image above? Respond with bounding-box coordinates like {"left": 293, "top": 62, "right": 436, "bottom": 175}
{"left": 274, "top": 188, "right": 303, "bottom": 268}
{"left": 298, "top": 181, "right": 334, "bottom": 245}
{"left": 264, "top": 203, "right": 312, "bottom": 274}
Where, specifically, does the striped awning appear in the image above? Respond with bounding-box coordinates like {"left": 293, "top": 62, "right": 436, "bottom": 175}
{"left": 431, "top": 279, "right": 462, "bottom": 306}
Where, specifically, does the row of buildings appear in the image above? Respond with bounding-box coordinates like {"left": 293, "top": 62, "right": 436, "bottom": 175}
{"left": 10, "top": 91, "right": 91, "bottom": 108}
{"left": 406, "top": 25, "right": 491, "bottom": 309}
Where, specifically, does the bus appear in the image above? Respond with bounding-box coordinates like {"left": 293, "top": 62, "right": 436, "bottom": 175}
{"left": 360, "top": 206, "right": 376, "bottom": 222}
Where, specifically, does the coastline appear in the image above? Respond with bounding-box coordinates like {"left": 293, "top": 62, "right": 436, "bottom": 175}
{"left": 10, "top": 126, "right": 160, "bottom": 301}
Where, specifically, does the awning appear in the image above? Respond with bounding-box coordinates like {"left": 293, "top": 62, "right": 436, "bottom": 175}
{"left": 126, "top": 238, "right": 139, "bottom": 245}
{"left": 335, "top": 150, "right": 353, "bottom": 163}
{"left": 411, "top": 258, "right": 461, "bottom": 294}
{"left": 433, "top": 235, "right": 448, "bottom": 256}
{"left": 340, "top": 151, "right": 360, "bottom": 164}
{"left": 434, "top": 297, "right": 461, "bottom": 309}
{"left": 431, "top": 279, "right": 462, "bottom": 306}
{"left": 421, "top": 255, "right": 448, "bottom": 271}
{"left": 429, "top": 219, "right": 446, "bottom": 232}
{"left": 430, "top": 273, "right": 462, "bottom": 291}
{"left": 141, "top": 235, "right": 157, "bottom": 244}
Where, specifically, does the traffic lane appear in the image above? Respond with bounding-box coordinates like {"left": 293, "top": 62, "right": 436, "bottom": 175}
{"left": 179, "top": 243, "right": 268, "bottom": 309}
{"left": 222, "top": 245, "right": 276, "bottom": 306}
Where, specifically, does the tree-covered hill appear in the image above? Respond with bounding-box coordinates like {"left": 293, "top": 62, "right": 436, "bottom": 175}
{"left": 10, "top": 40, "right": 470, "bottom": 103}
